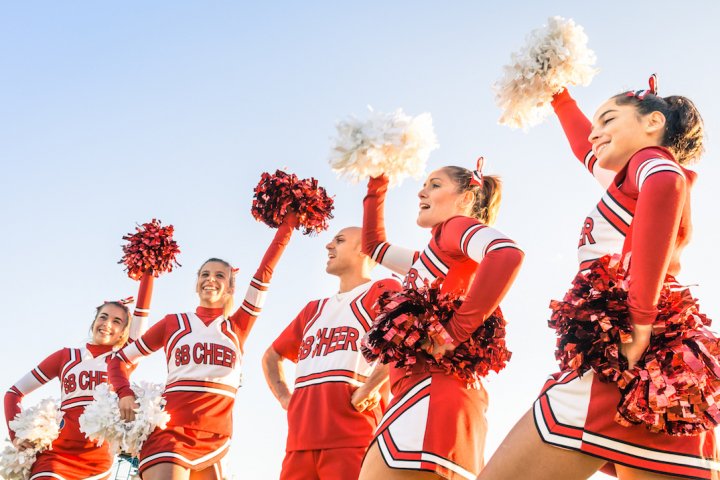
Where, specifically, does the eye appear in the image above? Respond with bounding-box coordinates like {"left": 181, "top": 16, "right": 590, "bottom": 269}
{"left": 603, "top": 117, "right": 615, "bottom": 125}
{"left": 431, "top": 182, "right": 440, "bottom": 188}
{"left": 217, "top": 273, "right": 225, "bottom": 279}
{"left": 113, "top": 319, "right": 122, "bottom": 325}
{"left": 201, "top": 272, "right": 209, "bottom": 278}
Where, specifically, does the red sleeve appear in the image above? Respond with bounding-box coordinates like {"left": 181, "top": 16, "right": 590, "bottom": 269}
{"left": 445, "top": 248, "right": 525, "bottom": 344}
{"left": 362, "top": 175, "right": 390, "bottom": 257}
{"left": 363, "top": 279, "right": 403, "bottom": 315}
{"left": 552, "top": 88, "right": 597, "bottom": 173}
{"left": 108, "top": 316, "right": 169, "bottom": 399}
{"left": 4, "top": 349, "right": 66, "bottom": 440}
{"left": 626, "top": 171, "right": 686, "bottom": 325}
{"left": 271, "top": 301, "right": 318, "bottom": 362}
{"left": 230, "top": 221, "right": 294, "bottom": 346}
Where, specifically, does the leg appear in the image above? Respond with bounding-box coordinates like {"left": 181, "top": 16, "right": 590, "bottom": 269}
{"left": 142, "top": 463, "right": 190, "bottom": 480}
{"left": 616, "top": 465, "right": 701, "bottom": 480}
{"left": 477, "top": 409, "right": 604, "bottom": 480}
{"left": 359, "top": 441, "right": 442, "bottom": 480}
{"left": 190, "top": 462, "right": 223, "bottom": 480}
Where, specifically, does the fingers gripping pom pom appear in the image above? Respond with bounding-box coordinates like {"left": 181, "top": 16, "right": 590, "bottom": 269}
{"left": 1, "top": 398, "right": 63, "bottom": 480}
{"left": 328, "top": 107, "right": 439, "bottom": 186}
{"left": 494, "top": 16, "right": 598, "bottom": 129}
{"left": 251, "top": 170, "right": 334, "bottom": 235}
{"left": 79, "top": 383, "right": 170, "bottom": 457}
{"left": 361, "top": 280, "right": 511, "bottom": 389}
{"left": 119, "top": 219, "right": 181, "bottom": 280}
{"left": 550, "top": 254, "right": 720, "bottom": 435}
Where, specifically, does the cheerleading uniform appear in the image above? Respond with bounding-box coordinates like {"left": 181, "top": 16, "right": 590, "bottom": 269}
{"left": 362, "top": 176, "right": 524, "bottom": 479}
{"left": 271, "top": 278, "right": 402, "bottom": 480}
{"left": 532, "top": 89, "right": 718, "bottom": 478}
{"left": 4, "top": 343, "right": 135, "bottom": 480}
{"left": 108, "top": 223, "right": 293, "bottom": 475}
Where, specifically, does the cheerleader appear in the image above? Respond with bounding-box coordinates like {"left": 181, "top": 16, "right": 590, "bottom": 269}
{"left": 4, "top": 297, "right": 146, "bottom": 480}
{"left": 478, "top": 81, "right": 717, "bottom": 480}
{"left": 108, "top": 214, "right": 296, "bottom": 480}
{"left": 357, "top": 165, "right": 524, "bottom": 480}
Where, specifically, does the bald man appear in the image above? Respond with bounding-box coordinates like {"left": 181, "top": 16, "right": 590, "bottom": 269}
{"left": 263, "top": 227, "right": 401, "bottom": 480}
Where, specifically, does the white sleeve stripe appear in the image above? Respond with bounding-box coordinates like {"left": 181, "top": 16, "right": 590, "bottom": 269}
{"left": 241, "top": 304, "right": 261, "bottom": 317}
{"left": 32, "top": 367, "right": 51, "bottom": 383}
{"left": 371, "top": 242, "right": 388, "bottom": 262}
{"left": 460, "top": 224, "right": 485, "bottom": 256}
{"left": 636, "top": 159, "right": 684, "bottom": 191}
{"left": 486, "top": 241, "right": 522, "bottom": 253}
{"left": 251, "top": 277, "right": 271, "bottom": 288}
{"left": 584, "top": 150, "right": 595, "bottom": 170}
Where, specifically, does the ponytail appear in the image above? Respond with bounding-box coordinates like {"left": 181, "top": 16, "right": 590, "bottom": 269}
{"left": 442, "top": 166, "right": 503, "bottom": 225}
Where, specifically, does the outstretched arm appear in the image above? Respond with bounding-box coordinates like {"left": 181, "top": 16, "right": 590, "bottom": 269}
{"left": 552, "top": 88, "right": 615, "bottom": 188}
{"left": 229, "top": 214, "right": 297, "bottom": 348}
{"left": 363, "top": 176, "right": 418, "bottom": 275}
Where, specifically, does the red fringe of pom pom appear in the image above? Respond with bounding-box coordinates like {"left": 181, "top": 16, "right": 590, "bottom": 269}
{"left": 362, "top": 280, "right": 511, "bottom": 389}
{"left": 119, "top": 219, "right": 181, "bottom": 280}
{"left": 251, "top": 170, "right": 334, "bottom": 235}
{"left": 549, "top": 254, "right": 720, "bottom": 435}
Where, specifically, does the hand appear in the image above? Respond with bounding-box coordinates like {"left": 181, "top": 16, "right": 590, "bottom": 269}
{"left": 620, "top": 324, "right": 652, "bottom": 370}
{"left": 118, "top": 395, "right": 139, "bottom": 422}
{"left": 13, "top": 438, "right": 34, "bottom": 451}
{"left": 351, "top": 386, "right": 382, "bottom": 412}
{"left": 278, "top": 392, "right": 291, "bottom": 411}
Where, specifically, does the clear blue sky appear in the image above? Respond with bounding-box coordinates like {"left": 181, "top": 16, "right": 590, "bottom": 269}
{"left": 2, "top": 2, "right": 719, "bottom": 478}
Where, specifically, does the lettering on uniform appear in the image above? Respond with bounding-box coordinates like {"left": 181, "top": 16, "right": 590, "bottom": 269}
{"left": 307, "top": 326, "right": 360, "bottom": 358}
{"left": 403, "top": 268, "right": 420, "bottom": 289}
{"left": 578, "top": 217, "right": 596, "bottom": 247}
{"left": 174, "top": 343, "right": 236, "bottom": 368}
{"left": 62, "top": 371, "right": 107, "bottom": 393}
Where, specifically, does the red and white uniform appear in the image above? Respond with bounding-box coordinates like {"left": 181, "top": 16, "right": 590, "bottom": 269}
{"left": 362, "top": 176, "right": 524, "bottom": 479}
{"left": 4, "top": 344, "right": 133, "bottom": 480}
{"left": 271, "top": 278, "right": 402, "bottom": 480}
{"left": 534, "top": 90, "right": 718, "bottom": 479}
{"left": 108, "top": 223, "right": 293, "bottom": 475}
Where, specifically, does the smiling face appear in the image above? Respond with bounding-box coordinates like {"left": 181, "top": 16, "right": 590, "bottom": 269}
{"left": 416, "top": 169, "right": 474, "bottom": 228}
{"left": 589, "top": 97, "right": 665, "bottom": 172}
{"left": 91, "top": 304, "right": 129, "bottom": 346}
{"left": 196, "top": 260, "right": 235, "bottom": 308}
{"left": 325, "top": 227, "right": 365, "bottom": 276}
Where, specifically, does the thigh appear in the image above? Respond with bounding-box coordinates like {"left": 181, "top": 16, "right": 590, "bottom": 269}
{"left": 615, "top": 464, "right": 702, "bottom": 480}
{"left": 478, "top": 409, "right": 604, "bottom": 480}
{"left": 142, "top": 462, "right": 190, "bottom": 480}
{"left": 280, "top": 450, "right": 319, "bottom": 480}
{"left": 359, "top": 441, "right": 442, "bottom": 480}
{"left": 317, "top": 447, "right": 366, "bottom": 480}
{"left": 190, "top": 462, "right": 223, "bottom": 480}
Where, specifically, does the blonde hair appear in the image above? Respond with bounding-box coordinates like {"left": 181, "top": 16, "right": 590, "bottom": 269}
{"left": 442, "top": 166, "right": 503, "bottom": 225}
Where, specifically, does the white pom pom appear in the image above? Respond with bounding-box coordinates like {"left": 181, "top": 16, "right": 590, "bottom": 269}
{"left": 329, "top": 107, "right": 439, "bottom": 186}
{"left": 0, "top": 398, "right": 63, "bottom": 480}
{"left": 79, "top": 382, "right": 170, "bottom": 457}
{"left": 494, "top": 16, "right": 598, "bottom": 129}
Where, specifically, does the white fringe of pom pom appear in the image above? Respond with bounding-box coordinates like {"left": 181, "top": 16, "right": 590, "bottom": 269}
{"left": 329, "top": 107, "right": 439, "bottom": 186}
{"left": 0, "top": 398, "right": 63, "bottom": 480}
{"left": 79, "top": 382, "right": 169, "bottom": 457}
{"left": 494, "top": 16, "right": 598, "bottom": 130}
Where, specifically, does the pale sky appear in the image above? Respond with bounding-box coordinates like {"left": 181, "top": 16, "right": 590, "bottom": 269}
{"left": 2, "top": 2, "right": 719, "bottom": 479}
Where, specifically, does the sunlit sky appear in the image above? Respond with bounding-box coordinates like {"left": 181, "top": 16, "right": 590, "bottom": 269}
{"left": 2, "top": 2, "right": 720, "bottom": 479}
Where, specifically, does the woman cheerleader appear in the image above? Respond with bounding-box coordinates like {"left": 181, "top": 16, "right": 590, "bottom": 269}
{"left": 4, "top": 297, "right": 145, "bottom": 480}
{"left": 108, "top": 213, "right": 297, "bottom": 480}
{"left": 478, "top": 81, "right": 717, "bottom": 480}
{"left": 357, "top": 164, "right": 525, "bottom": 480}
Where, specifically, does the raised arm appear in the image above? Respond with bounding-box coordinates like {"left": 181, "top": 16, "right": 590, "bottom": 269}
{"left": 228, "top": 215, "right": 296, "bottom": 348}
{"left": 552, "top": 88, "right": 615, "bottom": 188}
{"left": 4, "top": 349, "right": 65, "bottom": 441}
{"left": 441, "top": 219, "right": 525, "bottom": 344}
{"left": 362, "top": 176, "right": 419, "bottom": 275}
{"left": 129, "top": 275, "right": 154, "bottom": 340}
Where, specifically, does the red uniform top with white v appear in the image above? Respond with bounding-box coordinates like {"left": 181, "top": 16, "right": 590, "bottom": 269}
{"left": 4, "top": 343, "right": 128, "bottom": 444}
{"left": 108, "top": 223, "right": 293, "bottom": 436}
{"left": 552, "top": 89, "right": 693, "bottom": 324}
{"left": 272, "top": 278, "right": 402, "bottom": 451}
{"left": 363, "top": 175, "right": 524, "bottom": 347}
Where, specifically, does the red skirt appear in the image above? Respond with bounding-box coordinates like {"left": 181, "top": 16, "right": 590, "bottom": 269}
{"left": 535, "top": 370, "right": 720, "bottom": 479}
{"left": 30, "top": 437, "right": 112, "bottom": 480}
{"left": 138, "top": 426, "right": 230, "bottom": 474}
{"left": 371, "top": 371, "right": 488, "bottom": 480}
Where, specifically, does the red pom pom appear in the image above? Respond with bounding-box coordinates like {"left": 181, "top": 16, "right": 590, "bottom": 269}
{"left": 362, "top": 280, "right": 511, "bottom": 388}
{"left": 251, "top": 170, "right": 334, "bottom": 235}
{"left": 119, "top": 219, "right": 181, "bottom": 280}
{"left": 550, "top": 254, "right": 720, "bottom": 435}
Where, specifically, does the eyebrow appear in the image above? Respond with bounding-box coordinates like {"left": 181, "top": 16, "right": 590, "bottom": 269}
{"left": 599, "top": 109, "right": 618, "bottom": 121}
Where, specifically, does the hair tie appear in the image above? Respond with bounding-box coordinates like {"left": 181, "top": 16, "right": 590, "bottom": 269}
{"left": 231, "top": 267, "right": 239, "bottom": 274}
{"left": 104, "top": 296, "right": 135, "bottom": 306}
{"left": 626, "top": 73, "right": 659, "bottom": 100}
{"left": 470, "top": 157, "right": 484, "bottom": 187}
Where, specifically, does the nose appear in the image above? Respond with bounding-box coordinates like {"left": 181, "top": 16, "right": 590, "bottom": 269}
{"left": 418, "top": 187, "right": 427, "bottom": 199}
{"left": 588, "top": 124, "right": 600, "bottom": 144}
{"left": 325, "top": 241, "right": 333, "bottom": 251}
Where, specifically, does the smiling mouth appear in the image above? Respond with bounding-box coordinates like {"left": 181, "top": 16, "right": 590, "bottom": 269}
{"left": 595, "top": 142, "right": 609, "bottom": 156}
{"left": 419, "top": 203, "right": 430, "bottom": 210}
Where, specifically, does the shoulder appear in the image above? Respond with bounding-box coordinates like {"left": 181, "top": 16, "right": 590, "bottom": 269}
{"left": 369, "top": 278, "right": 402, "bottom": 295}
{"left": 627, "top": 147, "right": 686, "bottom": 192}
